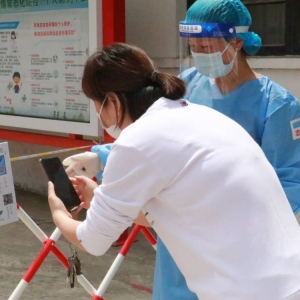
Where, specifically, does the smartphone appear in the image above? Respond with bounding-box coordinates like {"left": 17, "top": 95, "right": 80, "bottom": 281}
{"left": 40, "top": 157, "right": 81, "bottom": 209}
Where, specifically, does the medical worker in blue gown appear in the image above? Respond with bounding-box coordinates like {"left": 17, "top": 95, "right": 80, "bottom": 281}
{"left": 63, "top": 1, "right": 300, "bottom": 299}
{"left": 151, "top": 0, "right": 300, "bottom": 299}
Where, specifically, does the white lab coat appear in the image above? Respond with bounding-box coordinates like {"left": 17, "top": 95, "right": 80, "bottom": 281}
{"left": 77, "top": 97, "right": 300, "bottom": 299}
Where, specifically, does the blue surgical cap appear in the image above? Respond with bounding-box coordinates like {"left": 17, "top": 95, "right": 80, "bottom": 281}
{"left": 185, "top": 0, "right": 262, "bottom": 55}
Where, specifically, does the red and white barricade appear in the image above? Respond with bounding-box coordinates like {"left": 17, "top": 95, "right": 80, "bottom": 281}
{"left": 9, "top": 204, "right": 156, "bottom": 300}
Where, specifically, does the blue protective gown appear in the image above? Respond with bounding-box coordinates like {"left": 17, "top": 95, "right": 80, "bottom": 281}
{"left": 152, "top": 68, "right": 300, "bottom": 299}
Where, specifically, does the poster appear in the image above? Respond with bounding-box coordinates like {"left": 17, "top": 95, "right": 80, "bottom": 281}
{"left": 0, "top": 142, "right": 18, "bottom": 227}
{"left": 0, "top": 1, "right": 91, "bottom": 125}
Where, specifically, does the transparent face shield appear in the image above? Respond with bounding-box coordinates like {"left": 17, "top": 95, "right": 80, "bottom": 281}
{"left": 179, "top": 22, "right": 240, "bottom": 92}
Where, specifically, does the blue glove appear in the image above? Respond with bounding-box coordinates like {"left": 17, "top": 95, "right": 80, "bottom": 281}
{"left": 91, "top": 143, "right": 112, "bottom": 180}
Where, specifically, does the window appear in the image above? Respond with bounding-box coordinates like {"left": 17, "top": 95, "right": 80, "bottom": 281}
{"left": 242, "top": 0, "right": 300, "bottom": 56}
{"left": 187, "top": 0, "right": 300, "bottom": 56}
{"left": 187, "top": 0, "right": 196, "bottom": 9}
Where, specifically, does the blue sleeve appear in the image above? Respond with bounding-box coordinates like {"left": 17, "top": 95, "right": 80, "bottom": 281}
{"left": 91, "top": 143, "right": 112, "bottom": 180}
{"left": 262, "top": 93, "right": 300, "bottom": 213}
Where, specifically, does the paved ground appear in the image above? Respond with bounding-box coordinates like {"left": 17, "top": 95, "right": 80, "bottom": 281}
{"left": 0, "top": 189, "right": 156, "bottom": 300}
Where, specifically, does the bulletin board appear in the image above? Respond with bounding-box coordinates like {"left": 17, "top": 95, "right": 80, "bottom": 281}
{"left": 0, "top": 0, "right": 101, "bottom": 137}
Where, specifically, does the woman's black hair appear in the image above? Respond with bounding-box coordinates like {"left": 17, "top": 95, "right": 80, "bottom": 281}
{"left": 82, "top": 43, "right": 186, "bottom": 124}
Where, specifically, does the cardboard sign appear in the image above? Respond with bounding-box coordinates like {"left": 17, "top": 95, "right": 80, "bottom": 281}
{"left": 0, "top": 142, "right": 18, "bottom": 226}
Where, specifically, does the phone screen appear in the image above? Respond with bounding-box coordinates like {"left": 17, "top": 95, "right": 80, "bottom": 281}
{"left": 40, "top": 157, "right": 81, "bottom": 208}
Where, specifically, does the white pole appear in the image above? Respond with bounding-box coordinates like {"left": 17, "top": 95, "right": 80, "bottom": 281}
{"left": 95, "top": 254, "right": 125, "bottom": 297}
{"left": 8, "top": 280, "right": 28, "bottom": 300}
{"left": 17, "top": 207, "right": 48, "bottom": 243}
{"left": 77, "top": 275, "right": 97, "bottom": 296}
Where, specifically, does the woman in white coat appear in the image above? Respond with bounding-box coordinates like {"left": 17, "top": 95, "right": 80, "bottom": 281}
{"left": 48, "top": 43, "right": 300, "bottom": 299}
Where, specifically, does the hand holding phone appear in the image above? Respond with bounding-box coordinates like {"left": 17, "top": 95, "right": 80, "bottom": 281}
{"left": 40, "top": 157, "right": 81, "bottom": 209}
{"left": 69, "top": 176, "right": 98, "bottom": 210}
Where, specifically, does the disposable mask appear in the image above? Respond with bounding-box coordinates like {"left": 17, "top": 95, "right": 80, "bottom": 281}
{"left": 191, "top": 44, "right": 236, "bottom": 78}
{"left": 97, "top": 97, "right": 122, "bottom": 139}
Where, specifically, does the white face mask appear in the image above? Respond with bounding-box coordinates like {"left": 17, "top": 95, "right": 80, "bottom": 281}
{"left": 191, "top": 43, "right": 237, "bottom": 78}
{"left": 97, "top": 96, "right": 122, "bottom": 139}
